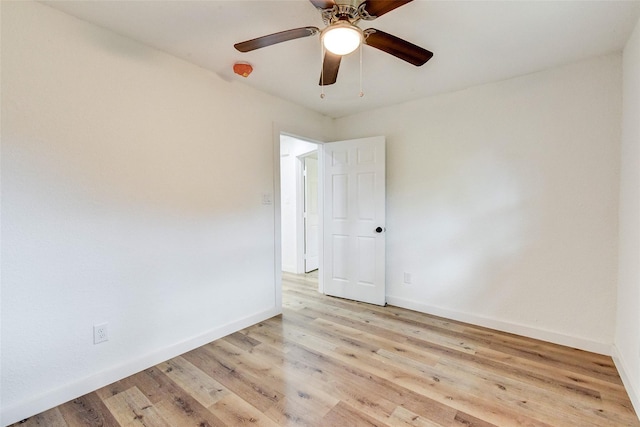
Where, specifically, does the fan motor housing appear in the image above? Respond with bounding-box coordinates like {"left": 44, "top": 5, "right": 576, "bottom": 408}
{"left": 321, "top": 0, "right": 374, "bottom": 25}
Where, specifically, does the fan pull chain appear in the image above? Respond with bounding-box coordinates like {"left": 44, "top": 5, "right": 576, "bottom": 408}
{"left": 320, "top": 42, "right": 325, "bottom": 99}
{"left": 359, "top": 43, "right": 364, "bottom": 97}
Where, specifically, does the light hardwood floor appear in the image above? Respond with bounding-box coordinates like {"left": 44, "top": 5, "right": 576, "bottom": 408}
{"left": 13, "top": 272, "right": 640, "bottom": 426}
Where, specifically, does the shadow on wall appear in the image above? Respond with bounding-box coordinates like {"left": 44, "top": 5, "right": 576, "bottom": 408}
{"left": 396, "top": 149, "right": 544, "bottom": 319}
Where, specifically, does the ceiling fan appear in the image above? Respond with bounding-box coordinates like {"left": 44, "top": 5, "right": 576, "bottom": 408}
{"left": 233, "top": 0, "right": 433, "bottom": 86}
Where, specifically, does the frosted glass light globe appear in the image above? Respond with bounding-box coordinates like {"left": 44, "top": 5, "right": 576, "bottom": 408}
{"left": 322, "top": 23, "right": 362, "bottom": 56}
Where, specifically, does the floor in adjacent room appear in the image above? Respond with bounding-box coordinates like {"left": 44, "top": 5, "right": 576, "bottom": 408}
{"left": 12, "top": 272, "right": 640, "bottom": 426}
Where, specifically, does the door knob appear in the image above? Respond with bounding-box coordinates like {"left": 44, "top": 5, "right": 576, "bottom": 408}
{"left": 375, "top": 227, "right": 384, "bottom": 233}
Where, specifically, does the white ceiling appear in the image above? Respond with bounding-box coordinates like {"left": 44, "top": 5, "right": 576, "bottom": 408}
{"left": 43, "top": 0, "right": 640, "bottom": 119}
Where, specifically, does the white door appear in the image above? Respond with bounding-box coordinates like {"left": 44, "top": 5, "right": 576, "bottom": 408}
{"left": 304, "top": 155, "right": 319, "bottom": 272}
{"left": 322, "top": 136, "right": 386, "bottom": 306}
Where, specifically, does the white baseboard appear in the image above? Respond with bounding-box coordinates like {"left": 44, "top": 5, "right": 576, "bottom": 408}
{"left": 386, "top": 296, "right": 611, "bottom": 355}
{"left": 1, "top": 306, "right": 281, "bottom": 427}
{"left": 611, "top": 345, "right": 640, "bottom": 420}
{"left": 281, "top": 264, "right": 297, "bottom": 274}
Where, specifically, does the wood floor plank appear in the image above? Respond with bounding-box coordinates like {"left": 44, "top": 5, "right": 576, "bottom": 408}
{"left": 207, "top": 336, "right": 341, "bottom": 424}
{"left": 14, "top": 407, "right": 69, "bottom": 427}
{"left": 102, "top": 386, "right": 170, "bottom": 427}
{"left": 265, "top": 312, "right": 550, "bottom": 425}
{"left": 140, "top": 364, "right": 228, "bottom": 427}
{"left": 209, "top": 394, "right": 280, "bottom": 426}
{"left": 183, "top": 345, "right": 284, "bottom": 414}
{"left": 304, "top": 302, "right": 478, "bottom": 356}
{"left": 322, "top": 401, "right": 388, "bottom": 426}
{"left": 10, "top": 272, "right": 640, "bottom": 427}
{"left": 234, "top": 334, "right": 402, "bottom": 425}
{"left": 57, "top": 393, "right": 121, "bottom": 427}
{"left": 94, "top": 367, "right": 165, "bottom": 405}
{"left": 296, "top": 305, "right": 442, "bottom": 365}
{"left": 222, "top": 332, "right": 262, "bottom": 352}
{"left": 388, "top": 406, "right": 445, "bottom": 427}
{"left": 285, "top": 344, "right": 460, "bottom": 426}
{"left": 452, "top": 411, "right": 501, "bottom": 427}
{"left": 157, "top": 356, "right": 229, "bottom": 408}
{"left": 434, "top": 351, "right": 634, "bottom": 426}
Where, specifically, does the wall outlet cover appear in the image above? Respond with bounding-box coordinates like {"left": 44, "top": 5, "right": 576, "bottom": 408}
{"left": 94, "top": 323, "right": 109, "bottom": 344}
{"left": 403, "top": 272, "right": 412, "bottom": 284}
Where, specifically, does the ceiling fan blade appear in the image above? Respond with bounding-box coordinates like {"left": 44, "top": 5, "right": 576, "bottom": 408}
{"left": 361, "top": 0, "right": 413, "bottom": 18}
{"left": 234, "top": 27, "right": 319, "bottom": 52}
{"left": 309, "top": 0, "right": 335, "bottom": 9}
{"left": 319, "top": 51, "right": 341, "bottom": 86}
{"left": 364, "top": 29, "right": 433, "bottom": 66}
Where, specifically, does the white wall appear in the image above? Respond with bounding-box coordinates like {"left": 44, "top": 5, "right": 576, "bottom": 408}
{"left": 1, "top": 1, "right": 636, "bottom": 423}
{"left": 335, "top": 54, "right": 622, "bottom": 353}
{"left": 614, "top": 15, "right": 640, "bottom": 414}
{"left": 280, "top": 136, "right": 318, "bottom": 273}
{"left": 0, "top": 2, "right": 332, "bottom": 425}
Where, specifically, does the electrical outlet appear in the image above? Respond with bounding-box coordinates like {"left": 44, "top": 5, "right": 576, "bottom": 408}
{"left": 403, "top": 272, "right": 412, "bottom": 285}
{"left": 94, "top": 323, "right": 109, "bottom": 344}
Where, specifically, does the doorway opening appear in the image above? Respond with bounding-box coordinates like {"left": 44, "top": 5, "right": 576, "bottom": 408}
{"left": 279, "top": 134, "right": 320, "bottom": 276}
{"left": 276, "top": 131, "right": 386, "bottom": 306}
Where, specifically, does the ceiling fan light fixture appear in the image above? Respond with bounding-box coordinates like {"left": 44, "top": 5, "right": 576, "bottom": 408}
{"left": 322, "top": 22, "right": 362, "bottom": 56}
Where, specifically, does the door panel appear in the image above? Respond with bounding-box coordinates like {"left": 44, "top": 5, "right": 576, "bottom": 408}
{"left": 357, "top": 173, "right": 375, "bottom": 219}
{"left": 332, "top": 174, "right": 348, "bottom": 219}
{"left": 322, "top": 136, "right": 385, "bottom": 306}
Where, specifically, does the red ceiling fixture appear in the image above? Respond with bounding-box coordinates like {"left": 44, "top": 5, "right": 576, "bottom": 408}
{"left": 233, "top": 62, "right": 253, "bottom": 77}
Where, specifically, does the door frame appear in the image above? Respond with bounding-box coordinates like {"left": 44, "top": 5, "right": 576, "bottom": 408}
{"left": 273, "top": 127, "right": 326, "bottom": 310}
